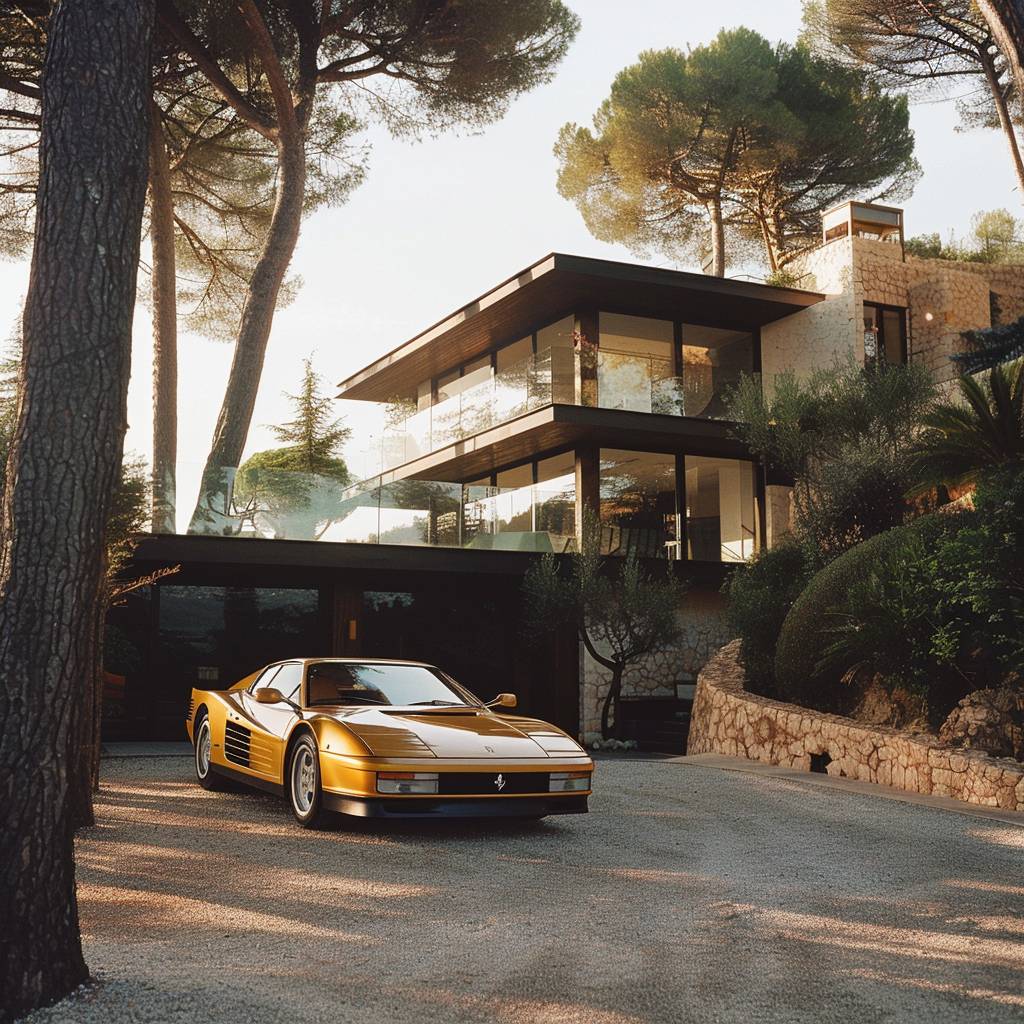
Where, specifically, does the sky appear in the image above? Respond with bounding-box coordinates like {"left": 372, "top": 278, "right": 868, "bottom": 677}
{"left": 0, "top": 0, "right": 1018, "bottom": 521}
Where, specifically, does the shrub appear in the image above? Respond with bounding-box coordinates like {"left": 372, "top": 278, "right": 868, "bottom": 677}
{"left": 727, "top": 361, "right": 936, "bottom": 566}
{"left": 774, "top": 513, "right": 950, "bottom": 706}
{"left": 723, "top": 542, "right": 809, "bottom": 696}
{"left": 780, "top": 464, "right": 1024, "bottom": 724}
{"left": 926, "top": 463, "right": 1024, "bottom": 678}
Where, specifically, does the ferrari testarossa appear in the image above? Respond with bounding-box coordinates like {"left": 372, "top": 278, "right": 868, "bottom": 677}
{"left": 186, "top": 658, "right": 593, "bottom": 827}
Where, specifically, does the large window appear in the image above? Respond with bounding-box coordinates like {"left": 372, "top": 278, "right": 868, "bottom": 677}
{"left": 595, "top": 314, "right": 753, "bottom": 419}
{"left": 597, "top": 314, "right": 675, "bottom": 414}
{"left": 536, "top": 315, "right": 576, "bottom": 405}
{"left": 597, "top": 450, "right": 760, "bottom": 562}
{"left": 599, "top": 449, "right": 678, "bottom": 559}
{"left": 465, "top": 452, "right": 576, "bottom": 553}
{"left": 680, "top": 325, "right": 753, "bottom": 418}
{"left": 157, "top": 586, "right": 321, "bottom": 691}
{"left": 685, "top": 456, "right": 758, "bottom": 562}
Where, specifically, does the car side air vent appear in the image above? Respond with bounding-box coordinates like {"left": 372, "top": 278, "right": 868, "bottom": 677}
{"left": 224, "top": 721, "right": 252, "bottom": 767}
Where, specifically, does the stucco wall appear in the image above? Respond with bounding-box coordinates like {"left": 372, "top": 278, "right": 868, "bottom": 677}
{"left": 689, "top": 641, "right": 1024, "bottom": 811}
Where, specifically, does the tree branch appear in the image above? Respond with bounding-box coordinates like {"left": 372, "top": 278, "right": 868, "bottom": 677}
{"left": 157, "top": 0, "right": 278, "bottom": 141}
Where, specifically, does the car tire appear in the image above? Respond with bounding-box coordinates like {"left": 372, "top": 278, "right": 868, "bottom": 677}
{"left": 288, "top": 733, "right": 327, "bottom": 828}
{"left": 194, "top": 714, "right": 226, "bottom": 791}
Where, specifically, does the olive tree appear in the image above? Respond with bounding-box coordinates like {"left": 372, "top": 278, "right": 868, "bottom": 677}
{"left": 523, "top": 530, "right": 685, "bottom": 740}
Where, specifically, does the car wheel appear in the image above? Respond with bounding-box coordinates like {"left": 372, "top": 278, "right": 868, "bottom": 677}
{"left": 288, "top": 734, "right": 327, "bottom": 828}
{"left": 194, "top": 714, "right": 225, "bottom": 791}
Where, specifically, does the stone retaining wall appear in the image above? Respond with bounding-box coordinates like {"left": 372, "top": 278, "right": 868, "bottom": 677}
{"left": 689, "top": 640, "right": 1024, "bottom": 811}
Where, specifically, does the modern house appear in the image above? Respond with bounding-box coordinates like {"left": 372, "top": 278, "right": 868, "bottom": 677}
{"left": 114, "top": 202, "right": 1024, "bottom": 745}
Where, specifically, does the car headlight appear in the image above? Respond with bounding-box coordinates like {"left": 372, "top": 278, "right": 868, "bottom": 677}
{"left": 377, "top": 772, "right": 439, "bottom": 794}
{"left": 549, "top": 771, "right": 591, "bottom": 792}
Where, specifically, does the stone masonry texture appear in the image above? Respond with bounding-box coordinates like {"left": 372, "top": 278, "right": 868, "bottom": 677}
{"left": 689, "top": 640, "right": 1024, "bottom": 812}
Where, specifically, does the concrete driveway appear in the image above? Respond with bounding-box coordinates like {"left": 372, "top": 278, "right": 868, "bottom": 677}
{"left": 23, "top": 755, "right": 1024, "bottom": 1024}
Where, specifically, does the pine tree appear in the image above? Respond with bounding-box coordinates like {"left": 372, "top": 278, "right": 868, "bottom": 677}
{"left": 233, "top": 359, "right": 352, "bottom": 540}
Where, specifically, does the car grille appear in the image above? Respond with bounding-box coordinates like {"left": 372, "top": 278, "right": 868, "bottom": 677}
{"left": 437, "top": 772, "right": 549, "bottom": 796}
{"left": 224, "top": 721, "right": 252, "bottom": 768}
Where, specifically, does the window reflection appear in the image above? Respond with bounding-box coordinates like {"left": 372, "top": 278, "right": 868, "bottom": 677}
{"left": 863, "top": 304, "right": 907, "bottom": 366}
{"left": 599, "top": 449, "right": 677, "bottom": 559}
{"left": 680, "top": 324, "right": 753, "bottom": 418}
{"left": 158, "top": 586, "right": 320, "bottom": 691}
{"left": 597, "top": 314, "right": 674, "bottom": 414}
{"left": 685, "top": 456, "right": 758, "bottom": 562}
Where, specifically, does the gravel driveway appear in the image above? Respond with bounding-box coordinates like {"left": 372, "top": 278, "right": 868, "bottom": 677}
{"left": 23, "top": 755, "right": 1024, "bottom": 1024}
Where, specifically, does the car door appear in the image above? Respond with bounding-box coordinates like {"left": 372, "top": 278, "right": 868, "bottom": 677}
{"left": 240, "top": 662, "right": 304, "bottom": 785}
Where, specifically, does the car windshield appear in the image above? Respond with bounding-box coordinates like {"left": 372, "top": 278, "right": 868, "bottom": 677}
{"left": 306, "top": 662, "right": 476, "bottom": 708}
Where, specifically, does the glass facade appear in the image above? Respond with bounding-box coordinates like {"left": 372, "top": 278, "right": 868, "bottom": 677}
{"left": 327, "top": 458, "right": 577, "bottom": 554}
{"left": 685, "top": 456, "right": 758, "bottom": 562}
{"left": 174, "top": 446, "right": 757, "bottom": 564}
{"left": 598, "top": 449, "right": 678, "bottom": 559}
{"left": 362, "top": 310, "right": 759, "bottom": 476}
{"left": 149, "top": 585, "right": 321, "bottom": 713}
{"left": 597, "top": 313, "right": 677, "bottom": 415}
{"left": 598, "top": 449, "right": 759, "bottom": 562}
{"left": 680, "top": 324, "right": 754, "bottom": 418}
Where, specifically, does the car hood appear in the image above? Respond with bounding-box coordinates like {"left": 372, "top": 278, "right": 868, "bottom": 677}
{"left": 327, "top": 707, "right": 563, "bottom": 759}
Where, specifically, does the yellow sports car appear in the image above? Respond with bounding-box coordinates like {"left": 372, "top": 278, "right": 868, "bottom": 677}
{"left": 185, "top": 658, "right": 593, "bottom": 827}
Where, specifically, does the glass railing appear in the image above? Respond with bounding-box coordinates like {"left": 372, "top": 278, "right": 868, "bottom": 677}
{"left": 365, "top": 346, "right": 577, "bottom": 474}
{"left": 358, "top": 345, "right": 752, "bottom": 475}
{"left": 167, "top": 461, "right": 576, "bottom": 553}
{"left": 593, "top": 352, "right": 688, "bottom": 415}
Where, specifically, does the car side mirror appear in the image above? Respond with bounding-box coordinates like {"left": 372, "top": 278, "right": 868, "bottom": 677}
{"left": 487, "top": 692, "right": 517, "bottom": 709}
{"left": 255, "top": 687, "right": 285, "bottom": 705}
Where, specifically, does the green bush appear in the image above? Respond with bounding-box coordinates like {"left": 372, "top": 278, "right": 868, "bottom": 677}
{"left": 774, "top": 513, "right": 950, "bottom": 706}
{"left": 723, "top": 542, "right": 809, "bottom": 696}
{"left": 925, "top": 464, "right": 1024, "bottom": 678}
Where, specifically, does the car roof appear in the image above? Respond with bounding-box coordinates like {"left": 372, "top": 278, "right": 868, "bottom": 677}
{"left": 269, "top": 657, "right": 438, "bottom": 668}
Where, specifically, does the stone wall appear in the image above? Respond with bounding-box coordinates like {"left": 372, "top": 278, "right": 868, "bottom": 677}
{"left": 760, "top": 236, "right": 1024, "bottom": 390}
{"left": 760, "top": 236, "right": 862, "bottom": 388}
{"left": 689, "top": 640, "right": 1024, "bottom": 811}
{"left": 579, "top": 588, "right": 730, "bottom": 743}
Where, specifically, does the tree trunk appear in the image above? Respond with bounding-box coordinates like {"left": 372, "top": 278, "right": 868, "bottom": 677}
{"left": 70, "top": 576, "right": 110, "bottom": 831}
{"left": 759, "top": 212, "right": 779, "bottom": 277}
{"left": 148, "top": 99, "right": 177, "bottom": 534}
{"left": 976, "top": 46, "right": 1024, "bottom": 201}
{"left": 977, "top": 2, "right": 1024, "bottom": 123}
{"left": 188, "top": 131, "right": 306, "bottom": 533}
{"left": 0, "top": 1, "right": 153, "bottom": 1018}
{"left": 67, "top": 573, "right": 104, "bottom": 833}
{"left": 708, "top": 197, "right": 726, "bottom": 277}
{"left": 600, "top": 663, "right": 625, "bottom": 740}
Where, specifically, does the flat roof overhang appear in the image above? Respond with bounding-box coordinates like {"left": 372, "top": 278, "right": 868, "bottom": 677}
{"left": 337, "top": 253, "right": 825, "bottom": 403}
{"left": 377, "top": 404, "right": 750, "bottom": 484}
{"left": 129, "top": 532, "right": 731, "bottom": 585}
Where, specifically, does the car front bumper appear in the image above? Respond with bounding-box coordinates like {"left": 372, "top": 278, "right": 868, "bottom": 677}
{"left": 322, "top": 793, "right": 589, "bottom": 818}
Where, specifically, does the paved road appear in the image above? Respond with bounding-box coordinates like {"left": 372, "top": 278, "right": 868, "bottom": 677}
{"left": 23, "top": 756, "right": 1024, "bottom": 1024}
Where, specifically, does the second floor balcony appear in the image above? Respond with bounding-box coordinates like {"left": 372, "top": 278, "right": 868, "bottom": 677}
{"left": 361, "top": 312, "right": 757, "bottom": 477}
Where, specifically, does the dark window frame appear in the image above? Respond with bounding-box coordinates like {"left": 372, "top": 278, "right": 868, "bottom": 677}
{"left": 863, "top": 302, "right": 908, "bottom": 366}
{"left": 427, "top": 311, "right": 576, "bottom": 407}
{"left": 419, "top": 308, "right": 763, "bottom": 417}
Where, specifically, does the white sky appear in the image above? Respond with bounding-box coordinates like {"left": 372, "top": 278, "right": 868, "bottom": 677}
{"left": 0, "top": 0, "right": 1017, "bottom": 516}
